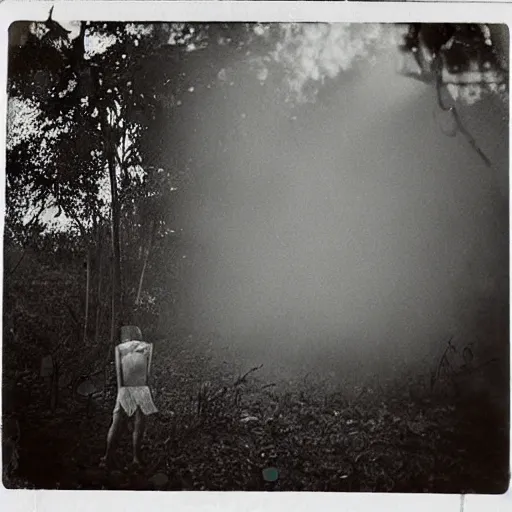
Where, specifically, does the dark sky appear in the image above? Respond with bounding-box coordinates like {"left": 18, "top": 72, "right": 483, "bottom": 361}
{"left": 168, "top": 46, "right": 508, "bottom": 378}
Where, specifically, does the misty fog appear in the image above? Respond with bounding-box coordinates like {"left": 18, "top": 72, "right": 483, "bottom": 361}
{"left": 166, "top": 49, "right": 508, "bottom": 383}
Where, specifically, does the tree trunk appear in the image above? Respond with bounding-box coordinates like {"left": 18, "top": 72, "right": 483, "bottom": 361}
{"left": 110, "top": 175, "right": 121, "bottom": 345}
{"left": 83, "top": 247, "right": 91, "bottom": 345}
{"left": 105, "top": 119, "right": 122, "bottom": 347}
{"left": 94, "top": 224, "right": 103, "bottom": 345}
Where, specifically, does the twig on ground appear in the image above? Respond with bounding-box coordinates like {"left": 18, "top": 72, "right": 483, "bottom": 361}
{"left": 234, "top": 364, "right": 263, "bottom": 387}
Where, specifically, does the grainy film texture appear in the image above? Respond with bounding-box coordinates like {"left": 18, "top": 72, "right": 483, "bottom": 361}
{"left": 3, "top": 20, "right": 510, "bottom": 492}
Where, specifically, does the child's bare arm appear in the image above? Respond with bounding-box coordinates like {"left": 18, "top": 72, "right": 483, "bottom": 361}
{"left": 147, "top": 344, "right": 153, "bottom": 386}
{"left": 115, "top": 346, "right": 122, "bottom": 388}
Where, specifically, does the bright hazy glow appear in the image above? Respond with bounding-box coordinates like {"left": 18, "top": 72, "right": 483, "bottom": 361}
{"left": 169, "top": 44, "right": 508, "bottom": 381}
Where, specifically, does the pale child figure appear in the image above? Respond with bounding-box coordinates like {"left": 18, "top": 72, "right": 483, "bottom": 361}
{"left": 100, "top": 326, "right": 158, "bottom": 468}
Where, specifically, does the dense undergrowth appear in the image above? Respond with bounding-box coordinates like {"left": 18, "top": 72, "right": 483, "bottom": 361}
{"left": 2, "top": 334, "right": 510, "bottom": 493}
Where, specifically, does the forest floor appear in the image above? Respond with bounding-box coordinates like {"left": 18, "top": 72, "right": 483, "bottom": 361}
{"left": 2, "top": 333, "right": 510, "bottom": 493}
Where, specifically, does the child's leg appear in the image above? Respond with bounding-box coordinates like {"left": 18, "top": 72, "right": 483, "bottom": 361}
{"left": 101, "top": 410, "right": 125, "bottom": 466}
{"left": 132, "top": 407, "right": 146, "bottom": 465}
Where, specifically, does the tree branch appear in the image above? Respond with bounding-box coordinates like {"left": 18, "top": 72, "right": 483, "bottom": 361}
{"left": 234, "top": 364, "right": 263, "bottom": 387}
{"left": 433, "top": 56, "right": 492, "bottom": 168}
{"left": 60, "top": 203, "right": 88, "bottom": 239}
{"left": 7, "top": 201, "right": 49, "bottom": 279}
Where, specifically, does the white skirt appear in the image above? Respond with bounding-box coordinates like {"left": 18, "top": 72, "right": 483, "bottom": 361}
{"left": 114, "top": 386, "right": 158, "bottom": 417}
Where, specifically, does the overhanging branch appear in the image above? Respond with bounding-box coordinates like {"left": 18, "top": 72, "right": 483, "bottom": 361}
{"left": 433, "top": 56, "right": 492, "bottom": 169}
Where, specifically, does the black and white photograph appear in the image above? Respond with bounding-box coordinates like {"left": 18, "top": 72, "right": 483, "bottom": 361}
{"left": 2, "top": 4, "right": 510, "bottom": 496}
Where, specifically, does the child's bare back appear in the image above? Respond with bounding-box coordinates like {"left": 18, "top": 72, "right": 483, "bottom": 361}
{"left": 119, "top": 341, "right": 151, "bottom": 387}
{"left": 100, "top": 328, "right": 157, "bottom": 469}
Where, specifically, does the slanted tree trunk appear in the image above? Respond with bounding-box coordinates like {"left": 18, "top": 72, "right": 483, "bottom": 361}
{"left": 135, "top": 249, "right": 149, "bottom": 306}
{"left": 135, "top": 219, "right": 157, "bottom": 306}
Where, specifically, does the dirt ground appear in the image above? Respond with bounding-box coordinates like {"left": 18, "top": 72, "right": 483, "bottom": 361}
{"left": 2, "top": 334, "right": 509, "bottom": 492}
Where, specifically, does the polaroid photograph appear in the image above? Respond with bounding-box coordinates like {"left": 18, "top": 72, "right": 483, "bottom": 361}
{"left": 0, "top": 1, "right": 510, "bottom": 511}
